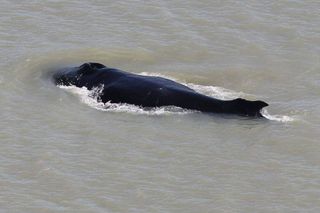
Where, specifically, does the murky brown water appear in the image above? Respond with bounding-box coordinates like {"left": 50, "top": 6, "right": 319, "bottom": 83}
{"left": 1, "top": 1, "right": 319, "bottom": 212}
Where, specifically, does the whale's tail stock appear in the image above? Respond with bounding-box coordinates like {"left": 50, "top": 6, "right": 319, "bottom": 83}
{"left": 228, "top": 98, "right": 269, "bottom": 118}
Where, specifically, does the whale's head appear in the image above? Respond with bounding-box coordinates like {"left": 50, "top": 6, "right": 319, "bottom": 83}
{"left": 52, "top": 62, "right": 106, "bottom": 87}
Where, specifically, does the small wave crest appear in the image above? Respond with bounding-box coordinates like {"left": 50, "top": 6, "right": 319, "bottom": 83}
{"left": 260, "top": 109, "right": 295, "bottom": 123}
{"left": 58, "top": 85, "right": 192, "bottom": 115}
{"left": 139, "top": 72, "right": 245, "bottom": 100}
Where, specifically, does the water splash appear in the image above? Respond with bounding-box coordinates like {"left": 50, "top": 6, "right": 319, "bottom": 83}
{"left": 139, "top": 72, "right": 245, "bottom": 99}
{"left": 260, "top": 109, "right": 295, "bottom": 123}
{"left": 58, "top": 85, "right": 192, "bottom": 115}
{"left": 186, "top": 83, "right": 244, "bottom": 100}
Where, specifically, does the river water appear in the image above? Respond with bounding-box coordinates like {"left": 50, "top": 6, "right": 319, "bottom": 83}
{"left": 1, "top": 1, "right": 319, "bottom": 212}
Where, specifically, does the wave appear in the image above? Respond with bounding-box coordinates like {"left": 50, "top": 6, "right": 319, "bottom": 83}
{"left": 139, "top": 72, "right": 245, "bottom": 100}
{"left": 260, "top": 109, "right": 295, "bottom": 123}
{"left": 58, "top": 85, "right": 192, "bottom": 115}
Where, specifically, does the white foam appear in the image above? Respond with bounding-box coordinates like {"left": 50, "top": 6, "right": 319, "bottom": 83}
{"left": 139, "top": 72, "right": 244, "bottom": 100}
{"left": 58, "top": 85, "right": 192, "bottom": 115}
{"left": 261, "top": 109, "right": 295, "bottom": 123}
{"left": 186, "top": 83, "right": 244, "bottom": 100}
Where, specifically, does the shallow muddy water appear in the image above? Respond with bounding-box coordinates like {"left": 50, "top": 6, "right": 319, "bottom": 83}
{"left": 0, "top": 1, "right": 319, "bottom": 212}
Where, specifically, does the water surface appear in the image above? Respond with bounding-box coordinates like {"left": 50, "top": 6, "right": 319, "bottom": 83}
{"left": 1, "top": 1, "right": 319, "bottom": 212}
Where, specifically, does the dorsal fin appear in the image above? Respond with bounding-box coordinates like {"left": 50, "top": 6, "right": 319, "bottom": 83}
{"left": 79, "top": 62, "right": 106, "bottom": 75}
{"left": 88, "top": 62, "right": 106, "bottom": 69}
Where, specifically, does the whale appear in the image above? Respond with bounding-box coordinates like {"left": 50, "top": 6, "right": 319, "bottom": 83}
{"left": 52, "top": 62, "right": 268, "bottom": 117}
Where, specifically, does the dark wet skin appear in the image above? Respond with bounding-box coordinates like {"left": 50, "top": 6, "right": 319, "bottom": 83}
{"left": 53, "top": 62, "right": 268, "bottom": 117}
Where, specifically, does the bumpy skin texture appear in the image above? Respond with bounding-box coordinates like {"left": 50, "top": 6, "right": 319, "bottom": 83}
{"left": 53, "top": 62, "right": 268, "bottom": 117}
